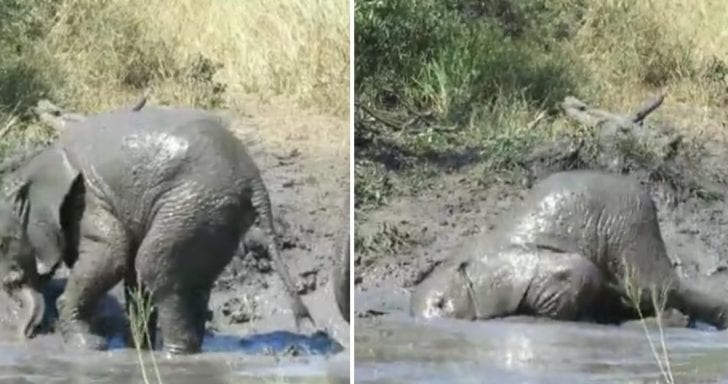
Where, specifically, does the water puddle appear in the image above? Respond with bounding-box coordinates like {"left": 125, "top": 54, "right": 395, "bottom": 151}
{"left": 355, "top": 291, "right": 728, "bottom": 383}
{"left": 0, "top": 330, "right": 348, "bottom": 383}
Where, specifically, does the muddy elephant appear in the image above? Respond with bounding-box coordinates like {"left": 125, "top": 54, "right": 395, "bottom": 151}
{"left": 0, "top": 106, "right": 314, "bottom": 354}
{"left": 411, "top": 170, "right": 728, "bottom": 329}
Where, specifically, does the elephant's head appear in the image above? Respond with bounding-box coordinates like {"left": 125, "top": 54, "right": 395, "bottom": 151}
{"left": 0, "top": 180, "right": 45, "bottom": 338}
{"left": 410, "top": 259, "right": 479, "bottom": 320}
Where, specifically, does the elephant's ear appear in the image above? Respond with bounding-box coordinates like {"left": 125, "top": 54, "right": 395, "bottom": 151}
{"left": 56, "top": 172, "right": 84, "bottom": 269}
{"left": 3, "top": 178, "right": 32, "bottom": 234}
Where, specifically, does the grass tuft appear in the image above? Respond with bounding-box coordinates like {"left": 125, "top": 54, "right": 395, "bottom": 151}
{"left": 127, "top": 284, "right": 163, "bottom": 384}
{"left": 623, "top": 262, "right": 676, "bottom": 384}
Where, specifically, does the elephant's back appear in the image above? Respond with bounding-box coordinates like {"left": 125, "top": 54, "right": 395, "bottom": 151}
{"left": 58, "top": 107, "right": 253, "bottom": 230}
{"left": 503, "top": 170, "right": 658, "bottom": 260}
{"left": 59, "top": 106, "right": 249, "bottom": 183}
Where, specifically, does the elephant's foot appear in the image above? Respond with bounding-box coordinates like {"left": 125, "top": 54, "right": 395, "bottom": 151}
{"left": 57, "top": 310, "right": 108, "bottom": 350}
{"left": 62, "top": 328, "right": 108, "bottom": 351}
{"left": 57, "top": 295, "right": 108, "bottom": 351}
{"left": 154, "top": 292, "right": 208, "bottom": 355}
{"left": 165, "top": 341, "right": 200, "bottom": 355}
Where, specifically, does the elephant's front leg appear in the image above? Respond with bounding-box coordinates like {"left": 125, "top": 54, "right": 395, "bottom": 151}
{"left": 57, "top": 198, "right": 127, "bottom": 350}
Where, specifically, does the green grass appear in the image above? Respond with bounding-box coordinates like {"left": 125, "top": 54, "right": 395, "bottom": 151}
{"left": 355, "top": 0, "right": 728, "bottom": 211}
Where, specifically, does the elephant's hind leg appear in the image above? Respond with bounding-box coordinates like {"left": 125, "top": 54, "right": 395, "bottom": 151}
{"left": 57, "top": 197, "right": 128, "bottom": 350}
{"left": 134, "top": 203, "right": 243, "bottom": 354}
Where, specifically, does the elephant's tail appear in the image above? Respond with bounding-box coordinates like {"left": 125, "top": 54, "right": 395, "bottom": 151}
{"left": 333, "top": 229, "right": 350, "bottom": 323}
{"left": 250, "top": 175, "right": 316, "bottom": 330}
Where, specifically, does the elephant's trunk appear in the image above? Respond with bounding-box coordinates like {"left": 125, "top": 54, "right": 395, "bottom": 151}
{"left": 669, "top": 282, "right": 728, "bottom": 330}
{"left": 13, "top": 284, "right": 45, "bottom": 338}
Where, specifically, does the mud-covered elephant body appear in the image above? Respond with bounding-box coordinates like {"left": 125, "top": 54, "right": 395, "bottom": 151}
{"left": 412, "top": 170, "right": 728, "bottom": 329}
{"left": 0, "top": 106, "right": 312, "bottom": 353}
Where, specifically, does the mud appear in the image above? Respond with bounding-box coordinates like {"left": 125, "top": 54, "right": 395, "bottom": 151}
{"left": 355, "top": 102, "right": 728, "bottom": 382}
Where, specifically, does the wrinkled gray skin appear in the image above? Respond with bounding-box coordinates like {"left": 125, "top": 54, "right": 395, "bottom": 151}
{"left": 0, "top": 106, "right": 314, "bottom": 354}
{"left": 411, "top": 170, "right": 728, "bottom": 329}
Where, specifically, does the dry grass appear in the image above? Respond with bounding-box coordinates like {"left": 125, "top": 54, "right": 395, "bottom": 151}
{"left": 623, "top": 261, "right": 676, "bottom": 384}
{"left": 562, "top": 0, "right": 728, "bottom": 121}
{"left": 8, "top": 0, "right": 348, "bottom": 152}
{"left": 45, "top": 0, "right": 349, "bottom": 112}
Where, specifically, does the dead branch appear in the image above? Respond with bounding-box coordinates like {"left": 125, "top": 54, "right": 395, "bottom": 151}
{"left": 561, "top": 93, "right": 666, "bottom": 130}
{"left": 356, "top": 102, "right": 406, "bottom": 131}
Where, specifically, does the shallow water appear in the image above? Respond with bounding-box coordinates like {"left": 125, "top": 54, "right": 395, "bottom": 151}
{"left": 355, "top": 291, "right": 728, "bottom": 384}
{"left": 0, "top": 331, "right": 349, "bottom": 383}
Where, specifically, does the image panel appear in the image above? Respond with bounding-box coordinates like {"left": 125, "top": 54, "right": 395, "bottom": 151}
{"left": 0, "top": 0, "right": 351, "bottom": 382}
{"left": 353, "top": 1, "right": 728, "bottom": 383}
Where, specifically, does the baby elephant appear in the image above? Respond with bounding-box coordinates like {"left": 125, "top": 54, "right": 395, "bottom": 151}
{"left": 0, "top": 106, "right": 313, "bottom": 354}
{"left": 411, "top": 170, "right": 728, "bottom": 329}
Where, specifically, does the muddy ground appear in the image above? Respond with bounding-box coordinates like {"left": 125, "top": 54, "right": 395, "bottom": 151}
{"left": 211, "top": 98, "right": 350, "bottom": 343}
{"left": 354, "top": 100, "right": 728, "bottom": 319}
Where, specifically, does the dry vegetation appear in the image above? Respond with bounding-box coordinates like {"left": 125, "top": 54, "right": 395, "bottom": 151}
{"left": 0, "top": 0, "right": 349, "bottom": 153}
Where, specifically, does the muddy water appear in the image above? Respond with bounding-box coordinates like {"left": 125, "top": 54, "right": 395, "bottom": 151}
{"left": 0, "top": 331, "right": 349, "bottom": 383}
{"left": 355, "top": 290, "right": 728, "bottom": 384}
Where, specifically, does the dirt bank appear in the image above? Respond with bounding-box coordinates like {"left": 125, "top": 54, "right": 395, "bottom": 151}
{"left": 354, "top": 97, "right": 728, "bottom": 318}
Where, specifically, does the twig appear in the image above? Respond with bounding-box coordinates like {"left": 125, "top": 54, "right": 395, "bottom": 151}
{"left": 631, "top": 93, "right": 666, "bottom": 123}
{"left": 0, "top": 115, "right": 18, "bottom": 140}
{"left": 356, "top": 102, "right": 406, "bottom": 131}
{"left": 132, "top": 89, "right": 151, "bottom": 111}
{"left": 527, "top": 110, "right": 547, "bottom": 130}
{"left": 0, "top": 102, "right": 22, "bottom": 139}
